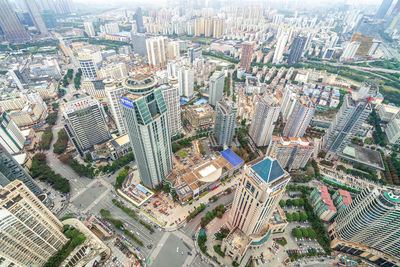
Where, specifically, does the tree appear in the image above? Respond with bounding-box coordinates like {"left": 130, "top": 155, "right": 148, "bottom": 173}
{"left": 301, "top": 228, "right": 310, "bottom": 238}
{"left": 279, "top": 199, "right": 286, "bottom": 207}
{"left": 241, "top": 118, "right": 247, "bottom": 126}
{"left": 298, "top": 198, "right": 305, "bottom": 207}
{"left": 299, "top": 212, "right": 308, "bottom": 222}
{"left": 308, "top": 228, "right": 317, "bottom": 239}
{"left": 293, "top": 199, "right": 300, "bottom": 207}
{"left": 292, "top": 213, "right": 300, "bottom": 221}
{"left": 286, "top": 213, "right": 293, "bottom": 221}
{"left": 292, "top": 228, "right": 302, "bottom": 238}
{"left": 286, "top": 199, "right": 293, "bottom": 207}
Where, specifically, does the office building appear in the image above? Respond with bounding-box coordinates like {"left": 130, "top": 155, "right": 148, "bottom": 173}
{"left": 214, "top": 99, "right": 237, "bottom": 147}
{"left": 375, "top": 0, "right": 393, "bottom": 18}
{"left": 53, "top": 0, "right": 74, "bottom": 14}
{"left": 84, "top": 21, "right": 96, "bottom": 37}
{"left": 208, "top": 71, "right": 225, "bottom": 106}
{"left": 329, "top": 187, "right": 400, "bottom": 266}
{"left": 0, "top": 145, "right": 43, "bottom": 198}
{"left": 267, "top": 136, "right": 314, "bottom": 171}
{"left": 0, "top": 180, "right": 68, "bottom": 266}
{"left": 64, "top": 95, "right": 111, "bottom": 156}
{"left": 0, "top": 109, "right": 25, "bottom": 154}
{"left": 78, "top": 54, "right": 99, "bottom": 79}
{"left": 240, "top": 42, "right": 253, "bottom": 73}
{"left": 288, "top": 36, "right": 307, "bottom": 64}
{"left": 249, "top": 95, "right": 281, "bottom": 147}
{"left": 378, "top": 104, "right": 400, "bottom": 123}
{"left": 183, "top": 103, "right": 214, "bottom": 128}
{"left": 135, "top": 7, "right": 145, "bottom": 33}
{"left": 323, "top": 94, "right": 373, "bottom": 156}
{"left": 121, "top": 74, "right": 172, "bottom": 189}
{"left": 146, "top": 36, "right": 168, "bottom": 68}
{"left": 223, "top": 157, "right": 290, "bottom": 259}
{"left": 178, "top": 66, "right": 194, "bottom": 99}
{"left": 23, "top": 0, "right": 48, "bottom": 35}
{"left": 161, "top": 79, "right": 182, "bottom": 136}
{"left": 131, "top": 33, "right": 147, "bottom": 56}
{"left": 282, "top": 95, "right": 315, "bottom": 138}
{"left": 0, "top": 0, "right": 30, "bottom": 43}
{"left": 340, "top": 42, "right": 360, "bottom": 61}
{"left": 272, "top": 33, "right": 288, "bottom": 64}
{"left": 105, "top": 80, "right": 127, "bottom": 135}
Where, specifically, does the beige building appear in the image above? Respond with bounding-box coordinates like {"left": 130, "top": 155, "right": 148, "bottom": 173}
{"left": 184, "top": 103, "right": 214, "bottom": 128}
{"left": 9, "top": 103, "right": 46, "bottom": 128}
{"left": 222, "top": 157, "right": 291, "bottom": 261}
{"left": 0, "top": 180, "right": 68, "bottom": 266}
{"left": 100, "top": 62, "right": 128, "bottom": 80}
{"left": 146, "top": 36, "right": 168, "bottom": 68}
{"left": 267, "top": 136, "right": 314, "bottom": 171}
{"left": 81, "top": 79, "right": 107, "bottom": 99}
{"left": 194, "top": 17, "right": 225, "bottom": 38}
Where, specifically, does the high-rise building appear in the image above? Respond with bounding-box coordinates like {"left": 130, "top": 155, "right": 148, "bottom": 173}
{"left": 188, "top": 46, "right": 202, "bottom": 62}
{"left": 267, "top": 136, "right": 314, "bottom": 171}
{"left": 240, "top": 42, "right": 253, "bottom": 73}
{"left": 0, "top": 0, "right": 30, "bottom": 43}
{"left": 323, "top": 94, "right": 373, "bottom": 156}
{"left": 375, "top": 0, "right": 393, "bottom": 18}
{"left": 135, "top": 7, "right": 145, "bottom": 33}
{"left": 54, "top": 0, "right": 74, "bottom": 14}
{"left": 214, "top": 99, "right": 237, "bottom": 147}
{"left": 121, "top": 74, "right": 172, "bottom": 189}
{"left": 228, "top": 156, "right": 290, "bottom": 236}
{"left": 131, "top": 33, "right": 147, "bottom": 56}
{"left": 178, "top": 66, "right": 194, "bottom": 99}
{"left": 104, "top": 22, "right": 119, "bottom": 34}
{"left": 0, "top": 109, "right": 25, "bottom": 154}
{"left": 329, "top": 186, "right": 400, "bottom": 266}
{"left": 64, "top": 95, "right": 111, "bottom": 156}
{"left": 340, "top": 42, "right": 360, "bottom": 61}
{"left": 282, "top": 95, "right": 315, "bottom": 138}
{"left": 0, "top": 180, "right": 68, "bottom": 266}
{"left": 280, "top": 85, "right": 297, "bottom": 121}
{"left": 84, "top": 21, "right": 96, "bottom": 37}
{"left": 287, "top": 36, "right": 307, "bottom": 65}
{"left": 23, "top": 0, "right": 48, "bottom": 35}
{"left": 167, "top": 41, "right": 180, "bottom": 60}
{"left": 78, "top": 54, "right": 99, "bottom": 79}
{"left": 146, "top": 36, "right": 168, "bottom": 68}
{"left": 194, "top": 17, "right": 224, "bottom": 38}
{"left": 272, "top": 33, "right": 288, "bottom": 64}
{"left": 0, "top": 144, "right": 43, "bottom": 198}
{"left": 161, "top": 78, "right": 182, "bottom": 136}
{"left": 105, "top": 80, "right": 127, "bottom": 135}
{"left": 209, "top": 71, "right": 225, "bottom": 106}
{"left": 249, "top": 95, "right": 281, "bottom": 147}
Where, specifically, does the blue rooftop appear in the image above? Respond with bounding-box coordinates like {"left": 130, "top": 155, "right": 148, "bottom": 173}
{"left": 221, "top": 149, "right": 244, "bottom": 167}
{"left": 194, "top": 98, "right": 208, "bottom": 104}
{"left": 251, "top": 158, "right": 285, "bottom": 183}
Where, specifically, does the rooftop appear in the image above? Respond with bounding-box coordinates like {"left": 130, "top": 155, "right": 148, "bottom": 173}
{"left": 221, "top": 149, "right": 244, "bottom": 167}
{"left": 251, "top": 157, "right": 285, "bottom": 184}
{"left": 341, "top": 144, "right": 384, "bottom": 171}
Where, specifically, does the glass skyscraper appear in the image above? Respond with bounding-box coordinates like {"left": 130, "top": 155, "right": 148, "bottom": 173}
{"left": 121, "top": 74, "right": 172, "bottom": 189}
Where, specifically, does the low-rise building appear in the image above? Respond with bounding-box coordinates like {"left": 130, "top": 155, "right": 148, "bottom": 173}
{"left": 386, "top": 118, "right": 400, "bottom": 145}
{"left": 166, "top": 149, "right": 243, "bottom": 203}
{"left": 184, "top": 103, "right": 214, "bottom": 128}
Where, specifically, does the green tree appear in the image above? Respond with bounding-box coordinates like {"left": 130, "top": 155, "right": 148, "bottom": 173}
{"left": 292, "top": 213, "right": 300, "bottom": 221}
{"left": 279, "top": 199, "right": 286, "bottom": 207}
{"left": 286, "top": 213, "right": 293, "bottom": 221}
{"left": 299, "top": 212, "right": 308, "bottom": 221}
{"left": 293, "top": 199, "right": 300, "bottom": 206}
